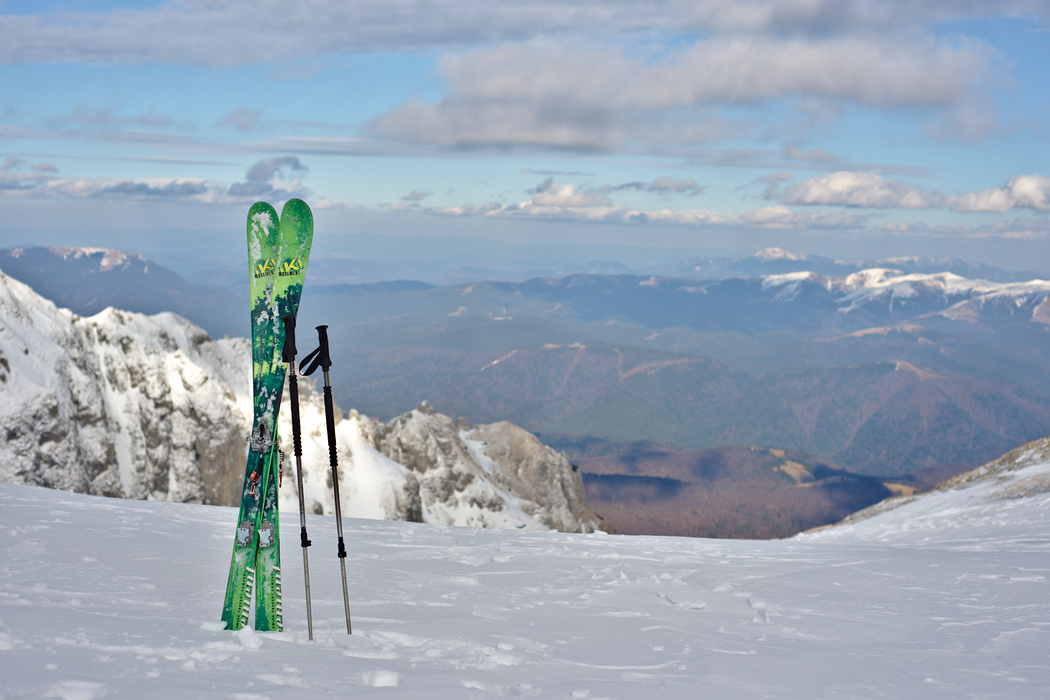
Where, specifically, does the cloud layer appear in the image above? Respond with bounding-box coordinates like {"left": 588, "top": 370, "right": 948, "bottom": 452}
{"left": 779, "top": 171, "right": 1050, "bottom": 212}
{"left": 0, "top": 157, "right": 311, "bottom": 205}
{"left": 431, "top": 177, "right": 863, "bottom": 229}
{"left": 0, "top": 1, "right": 1043, "bottom": 65}
{"left": 368, "top": 34, "right": 995, "bottom": 152}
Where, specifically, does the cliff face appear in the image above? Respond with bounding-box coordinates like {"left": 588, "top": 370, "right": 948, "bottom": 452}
{"left": 0, "top": 269, "right": 607, "bottom": 533}
{"left": 373, "top": 402, "right": 605, "bottom": 532}
{"left": 0, "top": 269, "right": 247, "bottom": 503}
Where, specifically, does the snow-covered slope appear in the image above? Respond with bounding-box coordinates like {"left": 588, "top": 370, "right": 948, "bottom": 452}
{"left": 808, "top": 434, "right": 1050, "bottom": 544}
{"left": 2, "top": 435, "right": 1048, "bottom": 698}
{"left": 0, "top": 269, "right": 603, "bottom": 533}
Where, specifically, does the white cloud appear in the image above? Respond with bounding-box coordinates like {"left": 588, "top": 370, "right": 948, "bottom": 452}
{"left": 432, "top": 178, "right": 862, "bottom": 229}
{"left": 228, "top": 157, "right": 310, "bottom": 199}
{"left": 0, "top": 1, "right": 1040, "bottom": 65}
{"left": 0, "top": 156, "right": 313, "bottom": 205}
{"left": 0, "top": 2, "right": 1025, "bottom": 156}
{"left": 400, "top": 190, "right": 434, "bottom": 203}
{"left": 30, "top": 176, "right": 229, "bottom": 202}
{"left": 528, "top": 178, "right": 612, "bottom": 208}
{"left": 369, "top": 35, "right": 992, "bottom": 151}
{"left": 243, "top": 156, "right": 307, "bottom": 183}
{"left": 780, "top": 171, "right": 947, "bottom": 208}
{"left": 951, "top": 175, "right": 1050, "bottom": 212}
{"left": 741, "top": 205, "right": 862, "bottom": 229}
{"left": 780, "top": 171, "right": 1050, "bottom": 212}
{"left": 610, "top": 177, "right": 705, "bottom": 196}
{"left": 0, "top": 158, "right": 56, "bottom": 191}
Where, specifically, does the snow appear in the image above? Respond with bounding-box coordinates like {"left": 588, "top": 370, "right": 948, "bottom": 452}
{"left": 280, "top": 401, "right": 410, "bottom": 522}
{"left": 750, "top": 266, "right": 1050, "bottom": 316}
{"left": 759, "top": 271, "right": 815, "bottom": 302}
{"left": 835, "top": 270, "right": 1050, "bottom": 311}
{"left": 751, "top": 247, "right": 804, "bottom": 262}
{"left": 3, "top": 441, "right": 1050, "bottom": 698}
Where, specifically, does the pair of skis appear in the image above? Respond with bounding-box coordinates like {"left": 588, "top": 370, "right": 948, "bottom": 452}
{"left": 220, "top": 199, "right": 312, "bottom": 633}
{"left": 220, "top": 199, "right": 353, "bottom": 638}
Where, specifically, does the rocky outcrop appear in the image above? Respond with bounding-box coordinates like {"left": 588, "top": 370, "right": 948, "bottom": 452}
{"left": 0, "top": 269, "right": 608, "bottom": 533}
{"left": 0, "top": 269, "right": 247, "bottom": 502}
{"left": 372, "top": 401, "right": 606, "bottom": 532}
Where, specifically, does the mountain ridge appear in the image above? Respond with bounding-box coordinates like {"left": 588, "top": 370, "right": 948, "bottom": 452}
{"left": 0, "top": 267, "right": 605, "bottom": 534}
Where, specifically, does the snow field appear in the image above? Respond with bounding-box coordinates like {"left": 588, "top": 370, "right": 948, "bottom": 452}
{"left": 3, "top": 471, "right": 1050, "bottom": 699}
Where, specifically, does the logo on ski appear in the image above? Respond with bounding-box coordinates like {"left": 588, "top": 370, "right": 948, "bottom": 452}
{"left": 254, "top": 258, "right": 277, "bottom": 278}
{"left": 278, "top": 258, "right": 304, "bottom": 277}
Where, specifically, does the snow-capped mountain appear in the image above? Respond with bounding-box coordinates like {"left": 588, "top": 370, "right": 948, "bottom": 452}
{"left": 0, "top": 269, "right": 604, "bottom": 533}
{"left": 0, "top": 268, "right": 247, "bottom": 503}
{"left": 681, "top": 247, "right": 1044, "bottom": 282}
{"left": 756, "top": 267, "right": 1050, "bottom": 320}
{"left": 2, "top": 431, "right": 1048, "bottom": 698}
{"left": 0, "top": 245, "right": 246, "bottom": 338}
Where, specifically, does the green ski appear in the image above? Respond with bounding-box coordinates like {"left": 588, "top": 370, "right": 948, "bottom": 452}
{"left": 221, "top": 199, "right": 313, "bottom": 631}
{"left": 254, "top": 199, "right": 313, "bottom": 631}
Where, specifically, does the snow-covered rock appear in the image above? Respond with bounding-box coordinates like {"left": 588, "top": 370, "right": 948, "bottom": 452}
{"left": 373, "top": 403, "right": 603, "bottom": 532}
{"left": 0, "top": 269, "right": 605, "bottom": 533}
{"left": 0, "top": 268, "right": 247, "bottom": 503}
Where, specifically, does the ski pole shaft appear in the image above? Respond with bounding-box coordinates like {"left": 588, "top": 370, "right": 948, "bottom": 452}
{"left": 282, "top": 314, "right": 313, "bottom": 640}
{"left": 323, "top": 369, "right": 352, "bottom": 634}
{"left": 316, "top": 325, "right": 352, "bottom": 634}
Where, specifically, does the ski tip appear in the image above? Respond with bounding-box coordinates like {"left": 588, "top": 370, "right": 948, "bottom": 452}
{"left": 248, "top": 201, "right": 278, "bottom": 216}
{"left": 247, "top": 202, "right": 279, "bottom": 235}
{"left": 280, "top": 198, "right": 313, "bottom": 225}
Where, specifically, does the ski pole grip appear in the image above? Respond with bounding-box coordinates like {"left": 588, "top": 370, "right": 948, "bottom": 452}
{"left": 289, "top": 374, "right": 303, "bottom": 458}
{"left": 316, "top": 325, "right": 332, "bottom": 370}
{"left": 281, "top": 314, "right": 297, "bottom": 364}
{"left": 323, "top": 386, "right": 338, "bottom": 465}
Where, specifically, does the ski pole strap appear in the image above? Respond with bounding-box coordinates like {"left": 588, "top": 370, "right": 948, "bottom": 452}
{"left": 299, "top": 346, "right": 321, "bottom": 376}
{"left": 299, "top": 325, "right": 332, "bottom": 376}
{"left": 281, "top": 314, "right": 297, "bottom": 364}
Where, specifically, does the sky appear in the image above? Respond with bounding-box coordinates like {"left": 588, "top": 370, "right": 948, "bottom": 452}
{"left": 1, "top": 0, "right": 1049, "bottom": 275}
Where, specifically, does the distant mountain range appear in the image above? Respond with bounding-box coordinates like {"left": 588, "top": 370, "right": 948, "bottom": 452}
{"left": 5, "top": 244, "right": 1049, "bottom": 484}
{"left": 296, "top": 261, "right": 1050, "bottom": 478}
{"left": 675, "top": 246, "right": 1044, "bottom": 283}
{"left": 0, "top": 246, "right": 247, "bottom": 338}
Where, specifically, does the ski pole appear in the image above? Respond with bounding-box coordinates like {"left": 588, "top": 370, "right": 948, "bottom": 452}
{"left": 301, "top": 325, "right": 352, "bottom": 634}
{"left": 281, "top": 314, "right": 313, "bottom": 641}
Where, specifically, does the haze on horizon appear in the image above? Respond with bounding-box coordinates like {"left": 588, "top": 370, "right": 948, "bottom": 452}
{"left": 0, "top": 1, "right": 1048, "bottom": 278}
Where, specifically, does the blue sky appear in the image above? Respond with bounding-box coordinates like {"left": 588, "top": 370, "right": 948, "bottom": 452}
{"left": 1, "top": 1, "right": 1049, "bottom": 275}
